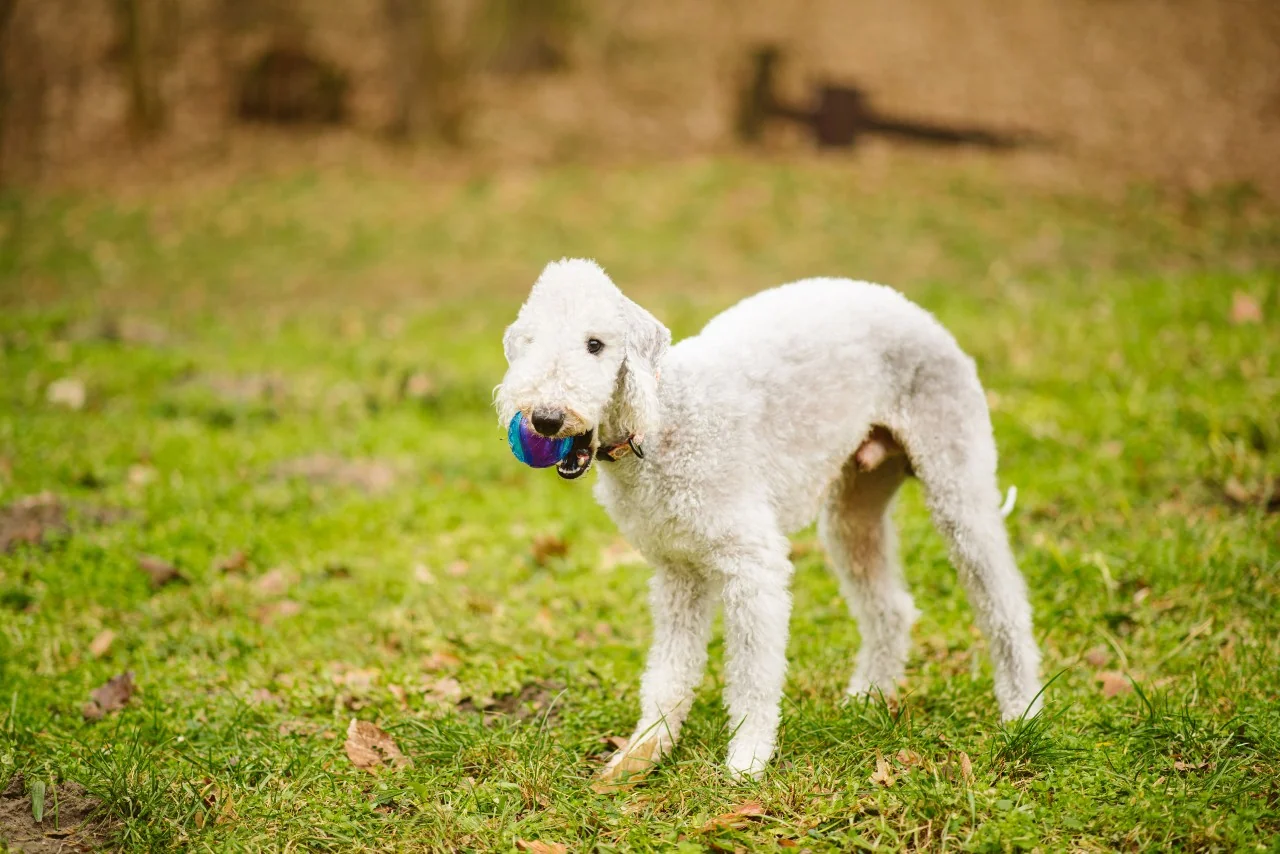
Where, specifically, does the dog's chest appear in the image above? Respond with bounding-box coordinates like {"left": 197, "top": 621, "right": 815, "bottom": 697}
{"left": 593, "top": 470, "right": 712, "bottom": 565}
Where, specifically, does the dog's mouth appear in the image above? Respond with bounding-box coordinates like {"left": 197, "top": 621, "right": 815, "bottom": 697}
{"left": 556, "top": 429, "right": 595, "bottom": 480}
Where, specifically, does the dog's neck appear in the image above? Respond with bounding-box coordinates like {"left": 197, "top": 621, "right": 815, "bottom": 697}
{"left": 597, "top": 406, "right": 648, "bottom": 462}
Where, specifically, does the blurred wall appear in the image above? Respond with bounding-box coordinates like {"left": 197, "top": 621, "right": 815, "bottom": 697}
{"left": 2, "top": 0, "right": 1278, "bottom": 193}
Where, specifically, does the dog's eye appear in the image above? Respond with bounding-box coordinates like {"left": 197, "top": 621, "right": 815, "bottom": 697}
{"left": 586, "top": 338, "right": 604, "bottom": 355}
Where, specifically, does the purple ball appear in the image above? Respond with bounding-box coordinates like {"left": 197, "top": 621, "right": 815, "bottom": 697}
{"left": 508, "top": 412, "right": 573, "bottom": 468}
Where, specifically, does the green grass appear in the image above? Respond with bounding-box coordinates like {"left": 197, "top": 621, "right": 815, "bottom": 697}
{"left": 1, "top": 153, "right": 1278, "bottom": 851}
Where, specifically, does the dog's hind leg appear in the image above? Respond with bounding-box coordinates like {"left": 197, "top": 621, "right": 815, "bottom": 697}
{"left": 901, "top": 359, "right": 1043, "bottom": 721}
{"left": 597, "top": 566, "right": 717, "bottom": 786}
{"left": 819, "top": 453, "right": 918, "bottom": 703}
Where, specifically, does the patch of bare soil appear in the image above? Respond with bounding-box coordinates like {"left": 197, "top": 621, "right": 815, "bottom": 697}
{"left": 273, "top": 455, "right": 398, "bottom": 494}
{"left": 458, "top": 680, "right": 566, "bottom": 724}
{"left": 0, "top": 494, "right": 67, "bottom": 553}
{"left": 0, "top": 494, "right": 127, "bottom": 553}
{"left": 0, "top": 776, "right": 110, "bottom": 853}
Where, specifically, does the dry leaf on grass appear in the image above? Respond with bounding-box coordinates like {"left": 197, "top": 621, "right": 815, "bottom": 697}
{"left": 249, "top": 688, "right": 280, "bottom": 706}
{"left": 255, "top": 599, "right": 303, "bottom": 624}
{"left": 515, "top": 841, "right": 568, "bottom": 854}
{"left": 422, "top": 676, "right": 464, "bottom": 705}
{"left": 1083, "top": 645, "right": 1110, "bottom": 668}
{"left": 870, "top": 756, "right": 896, "bottom": 787}
{"left": 138, "top": 554, "right": 184, "bottom": 588}
{"left": 531, "top": 533, "right": 568, "bottom": 565}
{"left": 88, "top": 629, "right": 115, "bottom": 658}
{"left": 696, "top": 801, "right": 766, "bottom": 834}
{"left": 602, "top": 735, "right": 630, "bottom": 751}
{"left": 1173, "top": 760, "right": 1214, "bottom": 772}
{"left": 333, "top": 667, "right": 380, "bottom": 692}
{"left": 1230, "top": 291, "right": 1263, "bottom": 324}
{"left": 1097, "top": 671, "right": 1133, "bottom": 697}
{"left": 599, "top": 539, "right": 644, "bottom": 570}
{"left": 275, "top": 455, "right": 397, "bottom": 494}
{"left": 47, "top": 377, "right": 86, "bottom": 410}
{"left": 83, "top": 671, "right": 135, "bottom": 720}
{"left": 388, "top": 683, "right": 408, "bottom": 710}
{"left": 213, "top": 550, "right": 249, "bottom": 573}
{"left": 896, "top": 749, "right": 924, "bottom": 768}
{"left": 254, "top": 567, "right": 293, "bottom": 596}
{"left": 344, "top": 719, "right": 410, "bottom": 772}
{"left": 1, "top": 493, "right": 67, "bottom": 552}
{"left": 958, "top": 751, "right": 975, "bottom": 784}
{"left": 421, "top": 650, "right": 461, "bottom": 671}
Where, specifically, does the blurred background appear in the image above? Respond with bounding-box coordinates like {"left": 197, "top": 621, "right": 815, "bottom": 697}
{"left": 1, "top": 3, "right": 1278, "bottom": 849}
{"left": 2, "top": 0, "right": 1279, "bottom": 193}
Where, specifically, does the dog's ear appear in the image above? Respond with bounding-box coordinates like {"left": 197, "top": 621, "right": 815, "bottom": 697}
{"left": 502, "top": 323, "right": 518, "bottom": 362}
{"left": 618, "top": 297, "right": 671, "bottom": 438}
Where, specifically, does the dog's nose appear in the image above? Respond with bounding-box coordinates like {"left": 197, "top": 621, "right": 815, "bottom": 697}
{"left": 530, "top": 408, "right": 566, "bottom": 437}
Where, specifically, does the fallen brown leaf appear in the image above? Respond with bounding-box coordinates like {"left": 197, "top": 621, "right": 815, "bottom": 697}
{"left": 138, "top": 554, "right": 184, "bottom": 588}
{"left": 254, "top": 567, "right": 293, "bottom": 596}
{"left": 534, "top": 607, "right": 556, "bottom": 635}
{"left": 599, "top": 538, "right": 644, "bottom": 570}
{"left": 83, "top": 671, "right": 135, "bottom": 720}
{"left": 531, "top": 533, "right": 568, "bottom": 566}
{"left": 958, "top": 751, "right": 975, "bottom": 784}
{"left": 344, "top": 719, "right": 410, "bottom": 772}
{"left": 1230, "top": 290, "right": 1263, "bottom": 324}
{"left": 214, "top": 550, "right": 249, "bottom": 573}
{"left": 422, "top": 676, "right": 464, "bottom": 705}
{"left": 1083, "top": 645, "right": 1110, "bottom": 668}
{"left": 515, "top": 841, "right": 567, "bottom": 854}
{"left": 1, "top": 492, "right": 67, "bottom": 552}
{"left": 88, "top": 629, "right": 115, "bottom": 659}
{"left": 334, "top": 667, "right": 380, "bottom": 692}
{"left": 870, "top": 756, "right": 895, "bottom": 787}
{"left": 1173, "top": 759, "right": 1214, "bottom": 772}
{"left": 1097, "top": 671, "right": 1133, "bottom": 698}
{"left": 514, "top": 841, "right": 567, "bottom": 854}
{"left": 421, "top": 650, "right": 461, "bottom": 671}
{"left": 47, "top": 377, "right": 86, "bottom": 410}
{"left": 249, "top": 688, "right": 280, "bottom": 706}
{"left": 896, "top": 749, "right": 924, "bottom": 768}
{"left": 602, "top": 735, "right": 630, "bottom": 751}
{"left": 255, "top": 599, "right": 303, "bottom": 624}
{"left": 275, "top": 455, "right": 397, "bottom": 493}
{"left": 388, "top": 683, "right": 409, "bottom": 710}
{"left": 696, "top": 801, "right": 766, "bottom": 834}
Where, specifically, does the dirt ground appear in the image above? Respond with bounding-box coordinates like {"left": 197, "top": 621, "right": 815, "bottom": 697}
{"left": 0, "top": 777, "right": 108, "bottom": 853}
{"left": 4, "top": 0, "right": 1279, "bottom": 195}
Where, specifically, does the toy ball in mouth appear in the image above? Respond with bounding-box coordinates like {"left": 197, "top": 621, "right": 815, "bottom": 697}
{"left": 508, "top": 412, "right": 573, "bottom": 468}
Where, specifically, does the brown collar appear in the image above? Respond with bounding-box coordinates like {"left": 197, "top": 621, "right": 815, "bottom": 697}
{"left": 596, "top": 433, "right": 645, "bottom": 462}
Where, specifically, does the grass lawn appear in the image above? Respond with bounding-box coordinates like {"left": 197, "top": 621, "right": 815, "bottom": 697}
{"left": 1, "top": 154, "right": 1278, "bottom": 851}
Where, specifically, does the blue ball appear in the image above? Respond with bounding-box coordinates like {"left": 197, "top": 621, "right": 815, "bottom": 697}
{"left": 508, "top": 412, "right": 573, "bottom": 468}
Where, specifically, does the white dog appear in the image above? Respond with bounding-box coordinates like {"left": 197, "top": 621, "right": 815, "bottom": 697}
{"left": 495, "top": 259, "right": 1042, "bottom": 782}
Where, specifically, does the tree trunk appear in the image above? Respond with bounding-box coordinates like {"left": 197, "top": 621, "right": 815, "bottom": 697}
{"left": 115, "top": 0, "right": 163, "bottom": 138}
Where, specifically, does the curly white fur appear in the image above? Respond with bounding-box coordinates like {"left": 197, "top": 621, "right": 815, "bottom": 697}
{"left": 496, "top": 259, "right": 1043, "bottom": 781}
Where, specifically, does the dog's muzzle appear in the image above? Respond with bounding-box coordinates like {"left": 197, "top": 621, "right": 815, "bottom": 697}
{"left": 556, "top": 429, "right": 595, "bottom": 480}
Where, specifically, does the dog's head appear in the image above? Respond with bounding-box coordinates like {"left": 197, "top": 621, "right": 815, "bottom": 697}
{"left": 495, "top": 259, "right": 670, "bottom": 479}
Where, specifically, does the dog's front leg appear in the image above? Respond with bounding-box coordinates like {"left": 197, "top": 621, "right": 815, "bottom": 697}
{"left": 598, "top": 566, "right": 716, "bottom": 785}
{"left": 720, "top": 551, "right": 794, "bottom": 781}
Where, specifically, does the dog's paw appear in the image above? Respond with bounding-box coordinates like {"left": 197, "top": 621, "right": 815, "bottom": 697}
{"left": 844, "top": 675, "right": 899, "bottom": 704}
{"left": 724, "top": 749, "right": 769, "bottom": 782}
{"left": 592, "top": 737, "right": 663, "bottom": 792}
